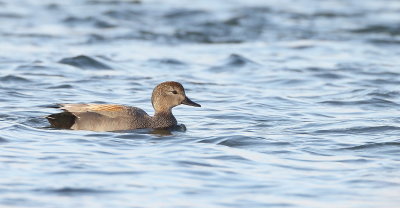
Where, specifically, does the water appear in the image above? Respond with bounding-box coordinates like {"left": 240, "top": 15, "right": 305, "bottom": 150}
{"left": 1, "top": 0, "right": 400, "bottom": 207}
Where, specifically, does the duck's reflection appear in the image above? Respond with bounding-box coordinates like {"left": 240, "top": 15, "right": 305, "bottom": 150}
{"left": 149, "top": 124, "right": 187, "bottom": 136}
{"left": 115, "top": 124, "right": 186, "bottom": 136}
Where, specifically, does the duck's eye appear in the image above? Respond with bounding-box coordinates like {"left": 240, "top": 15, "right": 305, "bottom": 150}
{"left": 171, "top": 90, "right": 178, "bottom": 94}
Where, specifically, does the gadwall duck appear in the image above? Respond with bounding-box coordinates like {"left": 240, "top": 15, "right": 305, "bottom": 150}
{"left": 46, "top": 81, "right": 201, "bottom": 131}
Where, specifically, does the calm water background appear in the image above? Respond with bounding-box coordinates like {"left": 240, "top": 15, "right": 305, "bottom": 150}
{"left": 1, "top": 0, "right": 400, "bottom": 207}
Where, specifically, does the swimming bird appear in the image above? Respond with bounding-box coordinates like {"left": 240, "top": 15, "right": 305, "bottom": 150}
{"left": 46, "top": 81, "right": 201, "bottom": 131}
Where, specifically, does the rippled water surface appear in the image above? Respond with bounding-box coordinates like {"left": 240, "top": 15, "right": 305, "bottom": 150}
{"left": 1, "top": 0, "right": 400, "bottom": 207}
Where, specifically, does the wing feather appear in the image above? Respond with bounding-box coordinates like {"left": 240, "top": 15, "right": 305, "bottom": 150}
{"left": 59, "top": 104, "right": 132, "bottom": 118}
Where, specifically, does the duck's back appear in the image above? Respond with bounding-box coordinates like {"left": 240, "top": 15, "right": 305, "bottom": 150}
{"left": 47, "top": 104, "right": 152, "bottom": 131}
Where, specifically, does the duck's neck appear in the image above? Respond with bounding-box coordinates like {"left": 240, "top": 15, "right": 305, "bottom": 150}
{"left": 152, "top": 110, "right": 177, "bottom": 128}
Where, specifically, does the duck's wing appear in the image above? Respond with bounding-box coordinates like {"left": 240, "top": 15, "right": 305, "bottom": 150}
{"left": 58, "top": 103, "right": 139, "bottom": 118}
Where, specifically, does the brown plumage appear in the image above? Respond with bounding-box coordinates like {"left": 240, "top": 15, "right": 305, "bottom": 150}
{"left": 46, "top": 81, "right": 201, "bottom": 131}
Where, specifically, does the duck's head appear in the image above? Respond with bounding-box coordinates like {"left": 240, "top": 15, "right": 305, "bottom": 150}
{"left": 151, "top": 81, "right": 201, "bottom": 113}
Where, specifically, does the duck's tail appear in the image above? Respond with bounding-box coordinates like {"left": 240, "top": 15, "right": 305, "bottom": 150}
{"left": 46, "top": 112, "right": 76, "bottom": 129}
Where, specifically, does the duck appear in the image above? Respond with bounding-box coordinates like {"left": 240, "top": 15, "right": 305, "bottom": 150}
{"left": 46, "top": 81, "right": 201, "bottom": 131}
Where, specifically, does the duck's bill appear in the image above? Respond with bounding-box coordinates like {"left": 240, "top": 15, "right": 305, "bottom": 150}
{"left": 182, "top": 97, "right": 201, "bottom": 107}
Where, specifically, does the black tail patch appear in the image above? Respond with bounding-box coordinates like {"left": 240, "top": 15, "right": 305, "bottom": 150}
{"left": 46, "top": 112, "right": 76, "bottom": 129}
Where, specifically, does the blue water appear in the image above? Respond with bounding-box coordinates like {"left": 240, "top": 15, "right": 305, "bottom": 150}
{"left": 1, "top": 0, "right": 400, "bottom": 207}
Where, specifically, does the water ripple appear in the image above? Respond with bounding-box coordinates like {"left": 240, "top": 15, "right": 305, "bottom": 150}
{"left": 209, "top": 54, "right": 259, "bottom": 71}
{"left": 0, "top": 136, "right": 8, "bottom": 143}
{"left": 315, "top": 126, "right": 400, "bottom": 135}
{"left": 0, "top": 75, "right": 31, "bottom": 83}
{"left": 320, "top": 98, "right": 399, "bottom": 108}
{"left": 59, "top": 55, "right": 113, "bottom": 70}
{"left": 340, "top": 142, "right": 400, "bottom": 150}
{"left": 34, "top": 187, "right": 114, "bottom": 195}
